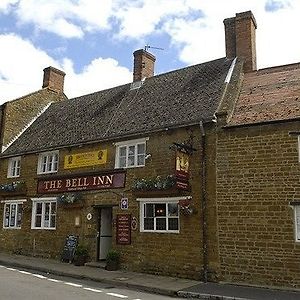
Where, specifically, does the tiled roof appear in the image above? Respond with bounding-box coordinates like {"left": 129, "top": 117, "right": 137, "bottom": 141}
{"left": 3, "top": 57, "right": 233, "bottom": 155}
{"left": 228, "top": 63, "right": 300, "bottom": 126}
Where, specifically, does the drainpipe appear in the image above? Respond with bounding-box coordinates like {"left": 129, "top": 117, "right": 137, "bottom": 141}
{"left": 200, "top": 121, "right": 208, "bottom": 282}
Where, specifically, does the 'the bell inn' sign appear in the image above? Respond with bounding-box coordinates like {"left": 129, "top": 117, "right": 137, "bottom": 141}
{"left": 37, "top": 171, "right": 126, "bottom": 194}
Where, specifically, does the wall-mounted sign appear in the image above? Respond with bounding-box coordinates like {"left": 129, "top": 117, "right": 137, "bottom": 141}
{"left": 131, "top": 216, "right": 137, "bottom": 231}
{"left": 116, "top": 214, "right": 131, "bottom": 245}
{"left": 120, "top": 198, "right": 128, "bottom": 210}
{"left": 37, "top": 171, "right": 126, "bottom": 194}
{"left": 64, "top": 150, "right": 107, "bottom": 169}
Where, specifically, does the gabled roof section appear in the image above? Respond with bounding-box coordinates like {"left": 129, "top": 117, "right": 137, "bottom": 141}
{"left": 3, "top": 57, "right": 233, "bottom": 156}
{"left": 1, "top": 88, "right": 67, "bottom": 150}
{"left": 228, "top": 63, "right": 300, "bottom": 126}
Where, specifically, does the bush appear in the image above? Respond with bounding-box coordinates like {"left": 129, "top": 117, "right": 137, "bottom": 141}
{"left": 106, "top": 249, "right": 120, "bottom": 262}
{"left": 75, "top": 244, "right": 88, "bottom": 257}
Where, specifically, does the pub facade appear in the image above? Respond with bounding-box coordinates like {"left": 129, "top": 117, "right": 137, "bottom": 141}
{"left": 0, "top": 39, "right": 239, "bottom": 279}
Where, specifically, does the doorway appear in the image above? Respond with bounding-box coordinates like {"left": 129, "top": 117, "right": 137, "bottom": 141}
{"left": 97, "top": 207, "right": 112, "bottom": 261}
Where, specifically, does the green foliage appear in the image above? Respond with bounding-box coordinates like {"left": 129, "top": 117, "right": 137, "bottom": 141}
{"left": 75, "top": 244, "right": 88, "bottom": 257}
{"left": 132, "top": 175, "right": 176, "bottom": 191}
{"left": 106, "top": 249, "right": 120, "bottom": 262}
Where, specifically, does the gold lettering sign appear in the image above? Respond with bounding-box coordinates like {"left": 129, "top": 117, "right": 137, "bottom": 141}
{"left": 64, "top": 150, "right": 107, "bottom": 169}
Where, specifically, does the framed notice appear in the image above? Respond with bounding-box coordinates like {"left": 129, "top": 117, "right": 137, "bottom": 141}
{"left": 116, "top": 214, "right": 131, "bottom": 245}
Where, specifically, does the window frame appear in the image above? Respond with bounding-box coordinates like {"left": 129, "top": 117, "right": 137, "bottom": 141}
{"left": 7, "top": 156, "right": 21, "bottom": 178}
{"left": 31, "top": 197, "right": 57, "bottom": 230}
{"left": 294, "top": 205, "right": 300, "bottom": 242}
{"left": 2, "top": 199, "right": 26, "bottom": 229}
{"left": 37, "top": 151, "right": 59, "bottom": 174}
{"left": 115, "top": 138, "right": 149, "bottom": 169}
{"left": 137, "top": 196, "right": 188, "bottom": 233}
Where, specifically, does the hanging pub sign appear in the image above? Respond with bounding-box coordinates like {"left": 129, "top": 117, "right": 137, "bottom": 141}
{"left": 64, "top": 149, "right": 107, "bottom": 169}
{"left": 37, "top": 171, "right": 126, "bottom": 194}
{"left": 175, "top": 150, "right": 190, "bottom": 190}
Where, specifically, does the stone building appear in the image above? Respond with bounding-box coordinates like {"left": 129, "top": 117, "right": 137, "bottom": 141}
{"left": 2, "top": 9, "right": 299, "bottom": 289}
{"left": 0, "top": 9, "right": 250, "bottom": 280}
{"left": 216, "top": 14, "right": 300, "bottom": 289}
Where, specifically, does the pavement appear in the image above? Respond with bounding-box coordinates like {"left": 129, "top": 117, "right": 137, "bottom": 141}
{"left": 0, "top": 252, "right": 300, "bottom": 299}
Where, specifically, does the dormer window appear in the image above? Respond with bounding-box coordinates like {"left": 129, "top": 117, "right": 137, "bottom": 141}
{"left": 7, "top": 156, "right": 21, "bottom": 178}
{"left": 115, "top": 138, "right": 148, "bottom": 168}
{"left": 37, "top": 151, "right": 59, "bottom": 174}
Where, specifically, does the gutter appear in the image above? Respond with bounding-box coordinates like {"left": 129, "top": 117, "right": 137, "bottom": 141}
{"left": 199, "top": 120, "right": 208, "bottom": 282}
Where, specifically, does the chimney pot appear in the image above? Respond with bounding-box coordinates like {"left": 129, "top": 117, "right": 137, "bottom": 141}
{"left": 42, "top": 66, "right": 65, "bottom": 93}
{"left": 133, "top": 49, "right": 156, "bottom": 82}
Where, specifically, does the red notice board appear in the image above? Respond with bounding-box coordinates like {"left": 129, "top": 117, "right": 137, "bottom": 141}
{"left": 116, "top": 214, "right": 131, "bottom": 245}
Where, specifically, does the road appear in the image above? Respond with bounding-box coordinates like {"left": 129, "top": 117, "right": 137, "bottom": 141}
{"left": 0, "top": 265, "right": 184, "bottom": 300}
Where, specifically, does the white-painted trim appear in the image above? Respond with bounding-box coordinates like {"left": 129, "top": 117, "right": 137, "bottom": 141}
{"left": 31, "top": 197, "right": 57, "bottom": 202}
{"left": 114, "top": 137, "right": 149, "bottom": 147}
{"left": 7, "top": 156, "right": 21, "bottom": 178}
{"left": 224, "top": 57, "right": 237, "bottom": 83}
{"left": 294, "top": 205, "right": 300, "bottom": 242}
{"left": 138, "top": 197, "right": 182, "bottom": 234}
{"left": 2, "top": 102, "right": 53, "bottom": 153}
{"left": 136, "top": 196, "right": 191, "bottom": 202}
{"left": 1, "top": 199, "right": 27, "bottom": 204}
{"left": 114, "top": 138, "right": 148, "bottom": 169}
{"left": 37, "top": 150, "right": 59, "bottom": 175}
{"left": 31, "top": 197, "right": 57, "bottom": 230}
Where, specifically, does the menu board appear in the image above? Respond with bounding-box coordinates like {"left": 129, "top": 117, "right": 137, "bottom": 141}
{"left": 61, "top": 235, "right": 78, "bottom": 262}
{"left": 116, "top": 214, "right": 131, "bottom": 245}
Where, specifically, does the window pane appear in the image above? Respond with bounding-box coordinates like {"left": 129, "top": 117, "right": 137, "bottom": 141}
{"left": 127, "top": 156, "right": 135, "bottom": 166}
{"left": 4, "top": 205, "right": 10, "bottom": 227}
{"left": 137, "top": 154, "right": 145, "bottom": 166}
{"left": 35, "top": 216, "right": 41, "bottom": 227}
{"left": 168, "top": 203, "right": 178, "bottom": 216}
{"left": 144, "top": 218, "right": 154, "bottom": 230}
{"left": 16, "top": 204, "right": 22, "bottom": 228}
{"left": 119, "top": 147, "right": 126, "bottom": 157}
{"left": 50, "top": 215, "right": 56, "bottom": 228}
{"left": 156, "top": 218, "right": 166, "bottom": 230}
{"left": 10, "top": 204, "right": 16, "bottom": 227}
{"left": 155, "top": 204, "right": 166, "bottom": 217}
{"left": 36, "top": 203, "right": 42, "bottom": 215}
{"left": 128, "top": 145, "right": 135, "bottom": 156}
{"left": 119, "top": 157, "right": 126, "bottom": 168}
{"left": 137, "top": 143, "right": 145, "bottom": 154}
{"left": 145, "top": 204, "right": 154, "bottom": 217}
{"left": 51, "top": 202, "right": 56, "bottom": 214}
{"left": 168, "top": 218, "right": 179, "bottom": 230}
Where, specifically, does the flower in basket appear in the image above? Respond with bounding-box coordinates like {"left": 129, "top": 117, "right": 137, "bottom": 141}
{"left": 178, "top": 197, "right": 194, "bottom": 215}
{"left": 132, "top": 175, "right": 176, "bottom": 191}
{"left": 58, "top": 193, "right": 82, "bottom": 204}
{"left": 0, "top": 181, "right": 25, "bottom": 192}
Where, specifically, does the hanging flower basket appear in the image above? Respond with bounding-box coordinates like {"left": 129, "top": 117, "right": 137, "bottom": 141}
{"left": 178, "top": 198, "right": 195, "bottom": 216}
{"left": 0, "top": 181, "right": 27, "bottom": 195}
{"left": 58, "top": 193, "right": 83, "bottom": 208}
{"left": 132, "top": 175, "right": 176, "bottom": 191}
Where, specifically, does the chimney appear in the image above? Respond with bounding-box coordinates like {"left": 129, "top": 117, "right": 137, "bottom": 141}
{"left": 133, "top": 49, "right": 156, "bottom": 82}
{"left": 224, "top": 11, "right": 257, "bottom": 72}
{"left": 42, "top": 66, "right": 65, "bottom": 93}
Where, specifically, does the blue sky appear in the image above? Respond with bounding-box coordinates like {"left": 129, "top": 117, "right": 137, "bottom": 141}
{"left": 0, "top": 0, "right": 299, "bottom": 104}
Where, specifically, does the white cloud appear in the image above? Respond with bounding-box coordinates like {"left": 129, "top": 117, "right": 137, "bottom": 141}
{"left": 0, "top": 34, "right": 132, "bottom": 104}
{"left": 63, "top": 57, "right": 132, "bottom": 98}
{"left": 0, "top": 0, "right": 18, "bottom": 13}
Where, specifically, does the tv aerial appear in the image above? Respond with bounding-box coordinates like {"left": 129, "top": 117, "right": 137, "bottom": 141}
{"left": 144, "top": 44, "right": 164, "bottom": 51}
